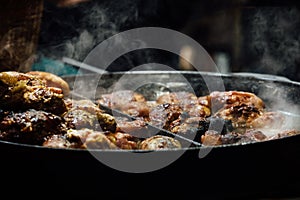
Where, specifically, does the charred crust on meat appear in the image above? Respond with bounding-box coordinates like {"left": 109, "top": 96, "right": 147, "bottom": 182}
{"left": 0, "top": 71, "right": 67, "bottom": 115}
{"left": 0, "top": 109, "right": 67, "bottom": 145}
{"left": 0, "top": 71, "right": 299, "bottom": 149}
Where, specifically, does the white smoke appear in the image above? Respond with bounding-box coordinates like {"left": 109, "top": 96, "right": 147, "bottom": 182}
{"left": 256, "top": 82, "right": 300, "bottom": 131}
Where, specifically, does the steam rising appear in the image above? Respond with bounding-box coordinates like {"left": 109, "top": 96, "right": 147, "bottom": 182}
{"left": 256, "top": 82, "right": 300, "bottom": 135}
{"left": 37, "top": 0, "right": 180, "bottom": 71}
{"left": 243, "top": 6, "right": 300, "bottom": 81}
{"left": 38, "top": 0, "right": 141, "bottom": 63}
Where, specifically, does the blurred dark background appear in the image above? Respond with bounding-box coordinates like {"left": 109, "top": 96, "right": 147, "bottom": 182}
{"left": 36, "top": 0, "right": 300, "bottom": 81}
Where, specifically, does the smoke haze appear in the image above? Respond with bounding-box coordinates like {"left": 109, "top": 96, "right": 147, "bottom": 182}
{"left": 36, "top": 0, "right": 181, "bottom": 71}
{"left": 242, "top": 6, "right": 300, "bottom": 81}
{"left": 38, "top": 0, "right": 140, "bottom": 61}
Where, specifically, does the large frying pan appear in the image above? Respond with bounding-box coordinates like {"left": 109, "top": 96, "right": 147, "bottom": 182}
{"left": 1, "top": 71, "right": 300, "bottom": 198}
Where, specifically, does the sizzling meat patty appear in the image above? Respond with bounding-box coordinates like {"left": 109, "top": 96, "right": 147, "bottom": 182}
{"left": 156, "top": 92, "right": 211, "bottom": 117}
{"left": 0, "top": 71, "right": 297, "bottom": 149}
{"left": 0, "top": 72, "right": 183, "bottom": 150}
{"left": 0, "top": 71, "right": 67, "bottom": 115}
{"left": 97, "top": 90, "right": 150, "bottom": 118}
{"left": 139, "top": 135, "right": 182, "bottom": 150}
{"left": 43, "top": 128, "right": 118, "bottom": 149}
{"left": 0, "top": 109, "right": 67, "bottom": 145}
{"left": 63, "top": 99, "right": 117, "bottom": 132}
{"left": 148, "top": 103, "right": 183, "bottom": 130}
{"left": 208, "top": 91, "right": 265, "bottom": 129}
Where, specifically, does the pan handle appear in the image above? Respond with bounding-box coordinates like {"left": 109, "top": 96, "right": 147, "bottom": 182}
{"left": 230, "top": 72, "right": 291, "bottom": 82}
